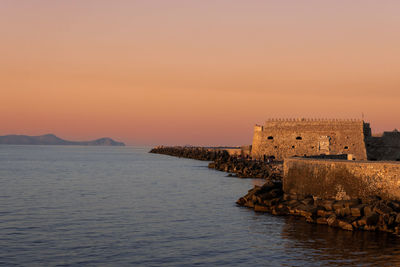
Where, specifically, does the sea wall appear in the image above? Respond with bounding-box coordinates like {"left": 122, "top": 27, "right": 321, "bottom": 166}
{"left": 283, "top": 158, "right": 400, "bottom": 201}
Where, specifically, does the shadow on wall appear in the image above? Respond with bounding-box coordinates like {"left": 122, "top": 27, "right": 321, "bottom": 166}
{"left": 284, "top": 161, "right": 366, "bottom": 200}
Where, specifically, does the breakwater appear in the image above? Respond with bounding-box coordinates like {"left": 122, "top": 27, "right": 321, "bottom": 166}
{"left": 149, "top": 146, "right": 226, "bottom": 161}
{"left": 237, "top": 158, "right": 400, "bottom": 235}
{"left": 149, "top": 146, "right": 282, "bottom": 179}
{"left": 236, "top": 181, "right": 400, "bottom": 234}
{"left": 150, "top": 146, "right": 400, "bottom": 236}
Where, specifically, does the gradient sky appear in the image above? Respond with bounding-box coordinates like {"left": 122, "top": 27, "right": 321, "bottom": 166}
{"left": 1, "top": 0, "right": 399, "bottom": 146}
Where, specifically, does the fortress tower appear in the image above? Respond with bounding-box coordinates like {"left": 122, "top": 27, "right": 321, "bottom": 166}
{"left": 251, "top": 118, "right": 370, "bottom": 161}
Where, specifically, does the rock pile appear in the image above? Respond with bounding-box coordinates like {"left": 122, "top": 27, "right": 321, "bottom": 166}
{"left": 150, "top": 146, "right": 283, "bottom": 179}
{"left": 237, "top": 181, "right": 400, "bottom": 235}
{"left": 149, "top": 146, "right": 224, "bottom": 161}
{"left": 209, "top": 156, "right": 282, "bottom": 179}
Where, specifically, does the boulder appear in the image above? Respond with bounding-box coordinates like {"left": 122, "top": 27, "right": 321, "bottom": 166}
{"left": 338, "top": 220, "right": 353, "bottom": 231}
{"left": 366, "top": 212, "right": 379, "bottom": 225}
{"left": 254, "top": 205, "right": 269, "bottom": 212}
{"left": 316, "top": 217, "right": 328, "bottom": 225}
{"left": 321, "top": 200, "right": 334, "bottom": 211}
{"left": 327, "top": 214, "right": 338, "bottom": 227}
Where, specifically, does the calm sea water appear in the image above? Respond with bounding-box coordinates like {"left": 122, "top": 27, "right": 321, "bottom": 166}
{"left": 0, "top": 146, "right": 399, "bottom": 266}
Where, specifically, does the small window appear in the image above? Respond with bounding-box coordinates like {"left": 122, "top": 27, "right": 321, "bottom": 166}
{"left": 274, "top": 146, "right": 278, "bottom": 149}
{"left": 292, "top": 145, "right": 295, "bottom": 148}
{"left": 296, "top": 136, "right": 302, "bottom": 140}
{"left": 344, "top": 146, "right": 349, "bottom": 149}
{"left": 267, "top": 136, "right": 274, "bottom": 140}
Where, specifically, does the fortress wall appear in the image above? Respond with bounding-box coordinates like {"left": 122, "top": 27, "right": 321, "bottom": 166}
{"left": 283, "top": 157, "right": 400, "bottom": 201}
{"left": 366, "top": 131, "right": 400, "bottom": 161}
{"left": 252, "top": 119, "right": 368, "bottom": 160}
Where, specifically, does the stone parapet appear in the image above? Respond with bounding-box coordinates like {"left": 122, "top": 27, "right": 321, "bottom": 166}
{"left": 283, "top": 157, "right": 400, "bottom": 201}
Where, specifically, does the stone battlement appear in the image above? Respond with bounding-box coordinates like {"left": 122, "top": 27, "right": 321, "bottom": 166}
{"left": 265, "top": 118, "right": 363, "bottom": 122}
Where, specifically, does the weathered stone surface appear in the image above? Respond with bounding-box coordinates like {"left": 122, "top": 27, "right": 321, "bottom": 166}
{"left": 366, "top": 212, "right": 379, "bottom": 225}
{"left": 254, "top": 205, "right": 268, "bottom": 212}
{"left": 251, "top": 119, "right": 368, "bottom": 161}
{"left": 351, "top": 206, "right": 364, "bottom": 217}
{"left": 283, "top": 158, "right": 400, "bottom": 201}
{"left": 301, "top": 198, "right": 314, "bottom": 206}
{"left": 237, "top": 179, "right": 400, "bottom": 236}
{"left": 326, "top": 214, "right": 338, "bottom": 227}
{"left": 374, "top": 203, "right": 393, "bottom": 215}
{"left": 244, "top": 201, "right": 254, "bottom": 208}
{"left": 321, "top": 200, "right": 334, "bottom": 211}
{"left": 338, "top": 220, "right": 353, "bottom": 231}
{"left": 364, "top": 206, "right": 373, "bottom": 217}
{"left": 356, "top": 218, "right": 367, "bottom": 227}
{"left": 335, "top": 206, "right": 351, "bottom": 217}
{"left": 251, "top": 119, "right": 400, "bottom": 161}
{"left": 316, "top": 217, "right": 328, "bottom": 224}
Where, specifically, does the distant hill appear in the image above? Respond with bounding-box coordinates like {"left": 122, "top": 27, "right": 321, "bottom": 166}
{"left": 0, "top": 134, "right": 125, "bottom": 146}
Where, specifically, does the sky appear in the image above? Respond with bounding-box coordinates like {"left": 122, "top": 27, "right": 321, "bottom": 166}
{"left": 1, "top": 0, "right": 399, "bottom": 146}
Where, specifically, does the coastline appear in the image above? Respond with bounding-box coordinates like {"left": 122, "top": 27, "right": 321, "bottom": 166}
{"left": 150, "top": 146, "right": 400, "bottom": 236}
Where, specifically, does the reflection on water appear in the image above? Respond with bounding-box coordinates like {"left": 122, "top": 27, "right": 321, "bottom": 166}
{"left": 280, "top": 216, "right": 400, "bottom": 266}
{"left": 0, "top": 145, "right": 399, "bottom": 266}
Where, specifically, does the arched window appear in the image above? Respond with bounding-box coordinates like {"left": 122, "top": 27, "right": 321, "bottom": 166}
{"left": 292, "top": 145, "right": 295, "bottom": 148}
{"left": 344, "top": 146, "right": 349, "bottom": 149}
{"left": 296, "top": 136, "right": 302, "bottom": 140}
{"left": 267, "top": 136, "right": 274, "bottom": 140}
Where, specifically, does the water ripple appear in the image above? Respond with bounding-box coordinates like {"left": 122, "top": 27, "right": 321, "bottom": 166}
{"left": 0, "top": 145, "right": 399, "bottom": 266}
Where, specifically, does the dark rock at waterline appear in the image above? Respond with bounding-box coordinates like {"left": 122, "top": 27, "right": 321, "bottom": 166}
{"left": 149, "top": 146, "right": 223, "bottom": 161}
{"left": 237, "top": 181, "right": 400, "bottom": 236}
{"left": 150, "top": 146, "right": 283, "bottom": 180}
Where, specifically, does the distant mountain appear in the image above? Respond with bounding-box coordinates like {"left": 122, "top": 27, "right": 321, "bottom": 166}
{"left": 0, "top": 134, "right": 125, "bottom": 146}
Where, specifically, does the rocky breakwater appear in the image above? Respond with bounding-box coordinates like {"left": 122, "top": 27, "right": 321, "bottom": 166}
{"left": 237, "top": 182, "right": 400, "bottom": 235}
{"left": 150, "top": 146, "right": 283, "bottom": 179}
{"left": 149, "top": 146, "right": 226, "bottom": 161}
{"left": 208, "top": 156, "right": 282, "bottom": 179}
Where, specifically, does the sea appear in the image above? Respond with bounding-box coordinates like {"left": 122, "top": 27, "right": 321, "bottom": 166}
{"left": 0, "top": 145, "right": 399, "bottom": 266}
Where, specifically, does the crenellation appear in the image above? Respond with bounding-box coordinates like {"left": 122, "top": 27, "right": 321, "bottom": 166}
{"left": 252, "top": 118, "right": 400, "bottom": 161}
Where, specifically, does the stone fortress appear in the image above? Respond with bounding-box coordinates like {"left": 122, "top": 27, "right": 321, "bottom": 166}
{"left": 251, "top": 118, "right": 400, "bottom": 161}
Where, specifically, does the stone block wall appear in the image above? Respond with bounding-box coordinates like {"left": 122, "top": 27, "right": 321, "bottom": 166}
{"left": 252, "top": 119, "right": 368, "bottom": 161}
{"left": 366, "top": 131, "right": 400, "bottom": 161}
{"left": 283, "top": 157, "right": 400, "bottom": 201}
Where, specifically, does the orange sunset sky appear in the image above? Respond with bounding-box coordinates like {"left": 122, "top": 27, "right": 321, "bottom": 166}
{"left": 1, "top": 1, "right": 399, "bottom": 146}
